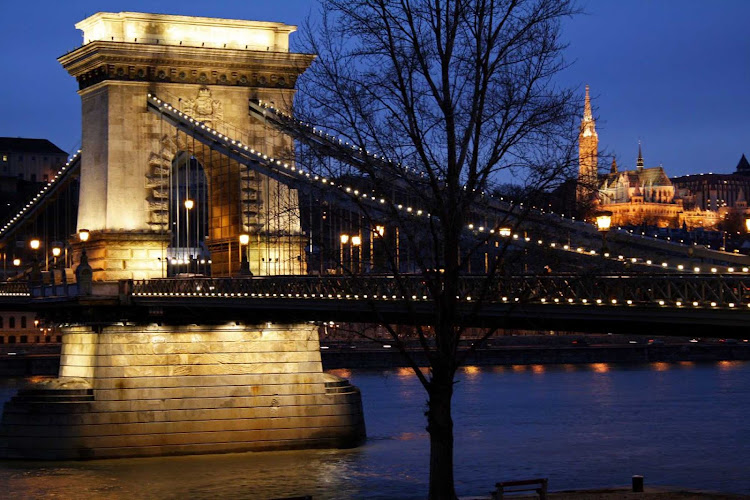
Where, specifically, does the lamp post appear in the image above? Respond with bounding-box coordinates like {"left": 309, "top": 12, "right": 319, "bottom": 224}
{"left": 184, "top": 199, "right": 194, "bottom": 272}
{"left": 51, "top": 244, "right": 62, "bottom": 285}
{"left": 12, "top": 258, "right": 21, "bottom": 278}
{"left": 595, "top": 211, "right": 613, "bottom": 256}
{"left": 340, "top": 234, "right": 349, "bottom": 274}
{"left": 351, "top": 235, "right": 362, "bottom": 273}
{"left": 371, "top": 225, "right": 385, "bottom": 271}
{"left": 239, "top": 233, "right": 251, "bottom": 276}
{"left": 29, "top": 238, "right": 41, "bottom": 285}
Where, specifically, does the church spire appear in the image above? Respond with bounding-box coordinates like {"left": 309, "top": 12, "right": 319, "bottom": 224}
{"left": 577, "top": 85, "right": 599, "bottom": 208}
{"left": 583, "top": 85, "right": 593, "bottom": 122}
{"left": 636, "top": 141, "right": 644, "bottom": 171}
{"left": 611, "top": 156, "right": 618, "bottom": 174}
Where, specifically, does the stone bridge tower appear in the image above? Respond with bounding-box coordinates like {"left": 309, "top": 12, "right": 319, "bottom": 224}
{"left": 59, "top": 12, "right": 314, "bottom": 279}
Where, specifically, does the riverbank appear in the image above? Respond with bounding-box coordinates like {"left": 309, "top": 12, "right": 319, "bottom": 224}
{"left": 531, "top": 488, "right": 745, "bottom": 499}
{"left": 1, "top": 340, "right": 749, "bottom": 375}
{"left": 321, "top": 342, "right": 750, "bottom": 369}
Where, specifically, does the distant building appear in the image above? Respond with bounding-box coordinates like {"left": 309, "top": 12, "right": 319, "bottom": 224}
{"left": 0, "top": 311, "right": 61, "bottom": 345}
{"left": 672, "top": 155, "right": 750, "bottom": 212}
{"left": 0, "top": 137, "right": 68, "bottom": 185}
{"left": 576, "top": 87, "right": 746, "bottom": 229}
{"left": 577, "top": 88, "right": 682, "bottom": 227}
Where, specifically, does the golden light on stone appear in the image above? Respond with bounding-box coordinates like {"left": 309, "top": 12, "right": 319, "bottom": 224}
{"left": 239, "top": 233, "right": 250, "bottom": 245}
{"left": 745, "top": 215, "right": 750, "bottom": 232}
{"left": 78, "top": 229, "right": 90, "bottom": 242}
{"left": 29, "top": 239, "right": 41, "bottom": 250}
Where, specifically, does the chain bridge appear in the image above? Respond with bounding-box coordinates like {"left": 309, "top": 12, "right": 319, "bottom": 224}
{"left": 0, "top": 11, "right": 748, "bottom": 460}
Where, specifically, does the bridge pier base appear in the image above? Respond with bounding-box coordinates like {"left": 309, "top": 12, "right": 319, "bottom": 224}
{"left": 0, "top": 322, "right": 365, "bottom": 459}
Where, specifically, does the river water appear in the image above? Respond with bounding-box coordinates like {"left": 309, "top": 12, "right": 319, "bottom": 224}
{"left": 1, "top": 361, "right": 749, "bottom": 499}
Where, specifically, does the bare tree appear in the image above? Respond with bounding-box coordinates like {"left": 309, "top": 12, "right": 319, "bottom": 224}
{"left": 290, "top": 1, "right": 580, "bottom": 497}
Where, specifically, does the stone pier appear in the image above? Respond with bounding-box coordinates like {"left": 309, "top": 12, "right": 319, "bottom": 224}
{"left": 0, "top": 322, "right": 365, "bottom": 459}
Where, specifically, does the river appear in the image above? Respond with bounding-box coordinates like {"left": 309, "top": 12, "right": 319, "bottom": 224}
{"left": 1, "top": 361, "right": 749, "bottom": 499}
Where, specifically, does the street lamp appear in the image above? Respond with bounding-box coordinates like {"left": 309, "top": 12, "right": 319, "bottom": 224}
{"left": 78, "top": 229, "right": 90, "bottom": 266}
{"left": 595, "top": 211, "right": 613, "bottom": 255}
{"left": 498, "top": 227, "right": 512, "bottom": 237}
{"left": 351, "top": 235, "right": 362, "bottom": 273}
{"left": 239, "top": 233, "right": 251, "bottom": 275}
{"left": 184, "top": 199, "right": 194, "bottom": 271}
{"left": 371, "top": 225, "right": 385, "bottom": 270}
{"left": 51, "top": 244, "right": 64, "bottom": 285}
{"left": 340, "top": 234, "right": 349, "bottom": 274}
{"left": 28, "top": 238, "right": 41, "bottom": 285}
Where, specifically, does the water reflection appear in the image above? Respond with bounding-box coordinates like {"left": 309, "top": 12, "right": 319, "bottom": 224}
{"left": 1, "top": 361, "right": 749, "bottom": 498}
{"left": 718, "top": 360, "right": 743, "bottom": 370}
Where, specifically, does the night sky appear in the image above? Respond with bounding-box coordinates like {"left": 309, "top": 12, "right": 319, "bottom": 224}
{"left": 1, "top": 0, "right": 747, "bottom": 177}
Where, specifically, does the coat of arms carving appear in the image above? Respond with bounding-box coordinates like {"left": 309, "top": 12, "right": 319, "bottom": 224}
{"left": 182, "top": 87, "right": 223, "bottom": 125}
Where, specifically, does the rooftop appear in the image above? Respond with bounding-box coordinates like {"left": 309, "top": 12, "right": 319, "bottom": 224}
{"left": 0, "top": 138, "right": 67, "bottom": 155}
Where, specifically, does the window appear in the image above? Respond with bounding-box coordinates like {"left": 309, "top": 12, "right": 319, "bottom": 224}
{"left": 35, "top": 336, "right": 40, "bottom": 343}
{"left": 20, "top": 335, "right": 27, "bottom": 343}
{"left": 9, "top": 317, "right": 15, "bottom": 328}
{"left": 56, "top": 335, "right": 62, "bottom": 343}
{"left": 1, "top": 154, "right": 7, "bottom": 162}
{"left": 8, "top": 335, "right": 16, "bottom": 344}
{"left": 30, "top": 174, "right": 36, "bottom": 182}
{"left": 0, "top": 316, "right": 3, "bottom": 328}
{"left": 0, "top": 336, "right": 4, "bottom": 344}
{"left": 21, "top": 316, "right": 26, "bottom": 328}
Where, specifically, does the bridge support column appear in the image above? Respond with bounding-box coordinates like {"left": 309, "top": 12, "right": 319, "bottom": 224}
{"left": 70, "top": 231, "right": 170, "bottom": 281}
{"left": 0, "top": 322, "right": 365, "bottom": 459}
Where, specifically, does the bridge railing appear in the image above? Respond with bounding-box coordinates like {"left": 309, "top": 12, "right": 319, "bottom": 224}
{"left": 131, "top": 274, "right": 750, "bottom": 308}
{"left": 0, "top": 282, "right": 30, "bottom": 297}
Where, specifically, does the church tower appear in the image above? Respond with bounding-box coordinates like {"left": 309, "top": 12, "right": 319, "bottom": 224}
{"left": 577, "top": 85, "right": 599, "bottom": 207}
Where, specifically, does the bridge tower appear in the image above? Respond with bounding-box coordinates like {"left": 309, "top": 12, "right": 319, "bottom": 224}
{"left": 0, "top": 13, "right": 365, "bottom": 461}
{"left": 58, "top": 12, "right": 312, "bottom": 279}
{"left": 577, "top": 85, "right": 599, "bottom": 210}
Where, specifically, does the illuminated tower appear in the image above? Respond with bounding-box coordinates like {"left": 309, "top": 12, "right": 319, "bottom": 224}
{"left": 577, "top": 85, "right": 599, "bottom": 207}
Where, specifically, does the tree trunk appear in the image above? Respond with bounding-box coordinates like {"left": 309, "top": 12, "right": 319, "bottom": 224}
{"left": 427, "top": 367, "right": 457, "bottom": 500}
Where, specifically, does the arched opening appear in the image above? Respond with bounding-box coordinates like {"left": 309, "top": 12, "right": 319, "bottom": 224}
{"left": 167, "top": 152, "right": 209, "bottom": 276}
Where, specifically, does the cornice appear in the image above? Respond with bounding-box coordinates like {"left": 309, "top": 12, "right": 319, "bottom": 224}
{"left": 59, "top": 42, "right": 315, "bottom": 91}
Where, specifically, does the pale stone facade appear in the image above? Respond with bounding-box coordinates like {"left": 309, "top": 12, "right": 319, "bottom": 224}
{"left": 0, "top": 12, "right": 365, "bottom": 462}
{"left": 1, "top": 322, "right": 365, "bottom": 459}
{"left": 58, "top": 12, "right": 314, "bottom": 280}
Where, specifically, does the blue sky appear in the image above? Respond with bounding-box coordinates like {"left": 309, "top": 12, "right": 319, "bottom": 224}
{"left": 0, "top": 0, "right": 747, "bottom": 177}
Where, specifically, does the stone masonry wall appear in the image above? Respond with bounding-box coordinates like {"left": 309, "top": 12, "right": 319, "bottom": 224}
{"left": 1, "top": 322, "right": 365, "bottom": 459}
